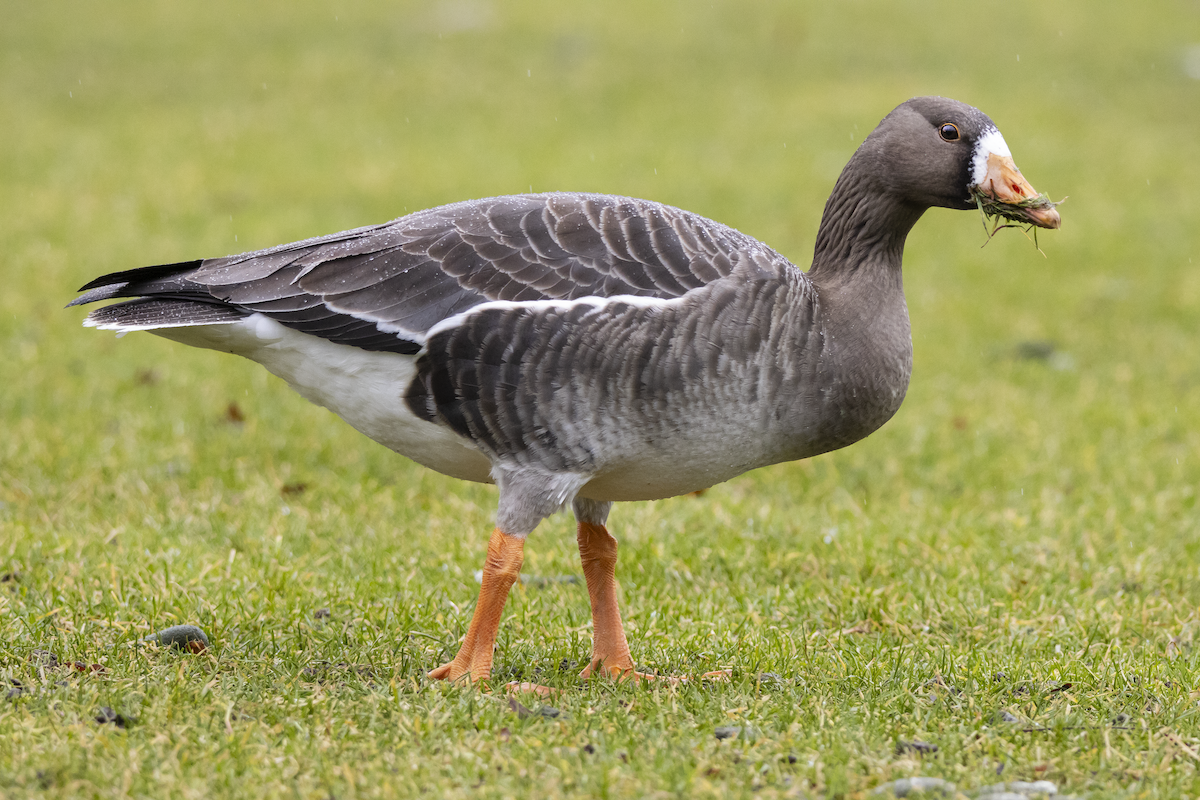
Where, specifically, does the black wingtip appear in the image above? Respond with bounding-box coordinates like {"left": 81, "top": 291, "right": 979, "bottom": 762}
{"left": 75, "top": 259, "right": 204, "bottom": 293}
{"left": 66, "top": 283, "right": 130, "bottom": 309}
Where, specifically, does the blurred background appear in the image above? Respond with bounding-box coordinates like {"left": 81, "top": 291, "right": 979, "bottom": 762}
{"left": 4, "top": 4, "right": 1200, "bottom": 793}
{"left": 2, "top": 0, "right": 1198, "bottom": 577}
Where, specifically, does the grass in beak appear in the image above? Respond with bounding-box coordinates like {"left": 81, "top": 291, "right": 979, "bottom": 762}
{"left": 971, "top": 188, "right": 1065, "bottom": 255}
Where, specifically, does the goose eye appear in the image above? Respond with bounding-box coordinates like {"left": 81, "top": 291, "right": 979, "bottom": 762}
{"left": 938, "top": 123, "right": 960, "bottom": 141}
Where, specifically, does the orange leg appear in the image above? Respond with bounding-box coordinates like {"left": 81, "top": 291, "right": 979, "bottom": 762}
{"left": 576, "top": 521, "right": 732, "bottom": 685}
{"left": 576, "top": 521, "right": 637, "bottom": 679}
{"left": 429, "top": 528, "right": 525, "bottom": 684}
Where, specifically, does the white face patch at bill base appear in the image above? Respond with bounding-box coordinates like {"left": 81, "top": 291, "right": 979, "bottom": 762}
{"left": 970, "top": 127, "right": 1014, "bottom": 188}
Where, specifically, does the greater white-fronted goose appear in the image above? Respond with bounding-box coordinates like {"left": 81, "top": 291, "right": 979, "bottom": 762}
{"left": 71, "top": 97, "right": 1059, "bottom": 685}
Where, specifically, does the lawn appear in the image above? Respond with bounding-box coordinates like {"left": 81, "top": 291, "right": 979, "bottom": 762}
{"left": 2, "top": 1, "right": 1199, "bottom": 797}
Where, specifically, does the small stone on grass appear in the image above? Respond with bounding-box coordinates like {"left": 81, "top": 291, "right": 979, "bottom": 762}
{"left": 714, "top": 725, "right": 757, "bottom": 741}
{"left": 29, "top": 649, "right": 59, "bottom": 668}
{"left": 896, "top": 739, "right": 938, "bottom": 756}
{"left": 873, "top": 777, "right": 956, "bottom": 796}
{"left": 95, "top": 707, "right": 134, "bottom": 728}
{"left": 144, "top": 624, "right": 210, "bottom": 653}
{"left": 973, "top": 781, "right": 1058, "bottom": 798}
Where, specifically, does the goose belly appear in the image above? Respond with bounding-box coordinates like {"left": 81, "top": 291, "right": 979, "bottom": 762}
{"left": 579, "top": 451, "right": 762, "bottom": 502}
{"left": 153, "top": 315, "right": 493, "bottom": 483}
{"left": 574, "top": 411, "right": 782, "bottom": 502}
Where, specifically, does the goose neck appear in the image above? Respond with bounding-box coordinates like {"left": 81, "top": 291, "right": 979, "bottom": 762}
{"left": 807, "top": 167, "right": 924, "bottom": 291}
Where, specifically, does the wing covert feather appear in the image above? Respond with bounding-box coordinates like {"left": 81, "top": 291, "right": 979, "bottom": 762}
{"left": 76, "top": 193, "right": 801, "bottom": 356}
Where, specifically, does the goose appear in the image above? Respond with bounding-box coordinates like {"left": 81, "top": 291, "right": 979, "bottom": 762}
{"left": 70, "top": 96, "right": 1059, "bottom": 687}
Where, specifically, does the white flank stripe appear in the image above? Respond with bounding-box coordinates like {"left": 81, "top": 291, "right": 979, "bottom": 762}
{"left": 425, "top": 293, "right": 682, "bottom": 340}
{"left": 321, "top": 300, "right": 428, "bottom": 345}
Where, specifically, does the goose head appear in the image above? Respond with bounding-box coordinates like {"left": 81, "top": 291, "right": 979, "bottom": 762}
{"left": 865, "top": 96, "right": 1060, "bottom": 229}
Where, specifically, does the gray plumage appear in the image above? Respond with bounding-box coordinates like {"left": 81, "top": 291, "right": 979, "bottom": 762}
{"left": 71, "top": 96, "right": 1059, "bottom": 536}
{"left": 72, "top": 194, "right": 754, "bottom": 352}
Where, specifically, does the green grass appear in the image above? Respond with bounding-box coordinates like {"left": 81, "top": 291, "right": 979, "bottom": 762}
{"left": 3, "top": 1, "right": 1200, "bottom": 797}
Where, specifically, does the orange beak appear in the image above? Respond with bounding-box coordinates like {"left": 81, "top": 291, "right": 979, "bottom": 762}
{"left": 976, "top": 153, "right": 1061, "bottom": 229}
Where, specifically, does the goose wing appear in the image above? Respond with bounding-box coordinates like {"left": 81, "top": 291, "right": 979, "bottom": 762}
{"left": 71, "top": 192, "right": 792, "bottom": 354}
